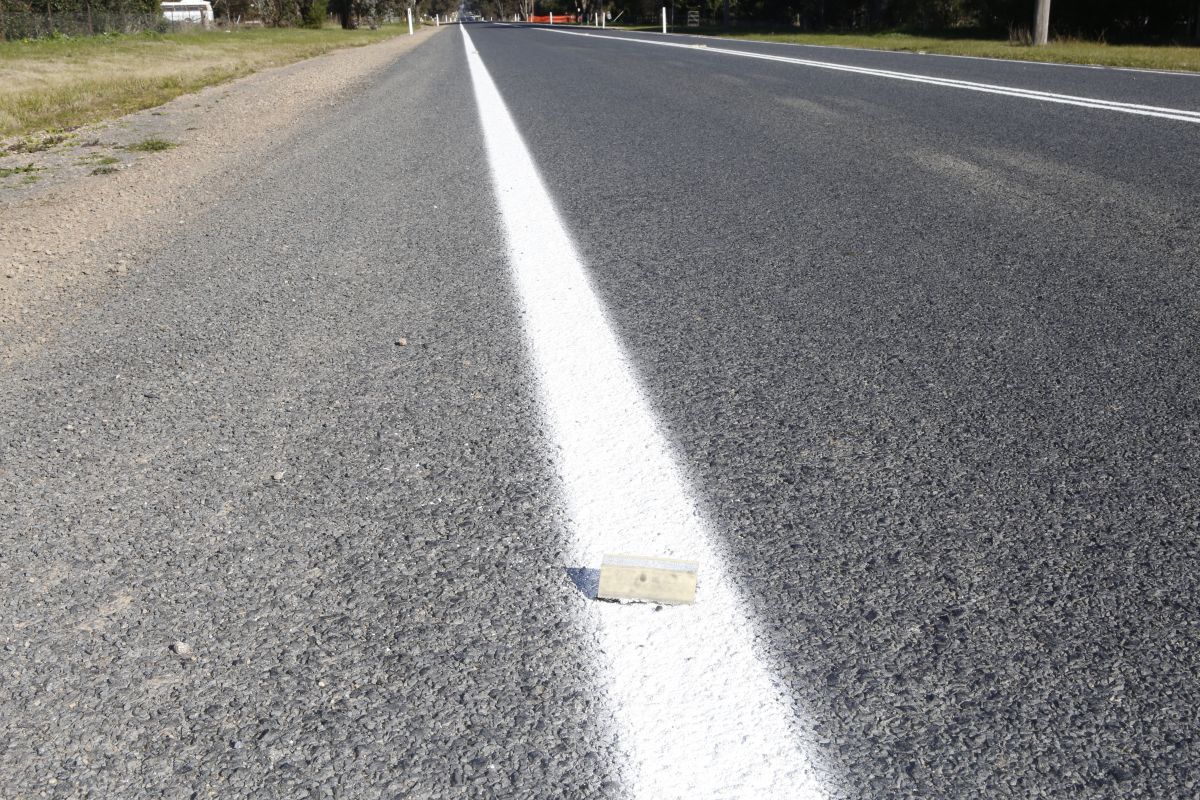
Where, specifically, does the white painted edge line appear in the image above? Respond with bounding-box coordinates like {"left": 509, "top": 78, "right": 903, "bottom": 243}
{"left": 535, "top": 27, "right": 1200, "bottom": 123}
{"left": 460, "top": 22, "right": 826, "bottom": 800}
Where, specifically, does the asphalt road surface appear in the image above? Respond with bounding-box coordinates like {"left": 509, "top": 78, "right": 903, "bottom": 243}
{"left": 3, "top": 22, "right": 1200, "bottom": 800}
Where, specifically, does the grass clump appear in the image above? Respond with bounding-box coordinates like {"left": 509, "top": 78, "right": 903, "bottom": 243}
{"left": 77, "top": 153, "right": 121, "bottom": 165}
{"left": 0, "top": 162, "right": 40, "bottom": 178}
{"left": 6, "top": 131, "right": 75, "bottom": 153}
{"left": 125, "top": 137, "right": 176, "bottom": 152}
{"left": 90, "top": 165, "right": 120, "bottom": 175}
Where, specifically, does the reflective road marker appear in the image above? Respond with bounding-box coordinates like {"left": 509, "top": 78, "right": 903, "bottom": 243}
{"left": 460, "top": 24, "right": 825, "bottom": 799}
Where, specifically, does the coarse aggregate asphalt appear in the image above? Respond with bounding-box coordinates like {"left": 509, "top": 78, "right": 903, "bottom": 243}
{"left": 2, "top": 19, "right": 1200, "bottom": 800}
{"left": 1, "top": 30, "right": 624, "bottom": 800}
{"left": 537, "top": 24, "right": 1200, "bottom": 110}
{"left": 470, "top": 23, "right": 1200, "bottom": 799}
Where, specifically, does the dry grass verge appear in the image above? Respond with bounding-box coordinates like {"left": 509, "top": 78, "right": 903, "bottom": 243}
{"left": 0, "top": 25, "right": 410, "bottom": 138}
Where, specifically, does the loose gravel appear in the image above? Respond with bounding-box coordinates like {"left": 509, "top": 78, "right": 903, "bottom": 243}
{"left": 0, "top": 25, "right": 439, "bottom": 364}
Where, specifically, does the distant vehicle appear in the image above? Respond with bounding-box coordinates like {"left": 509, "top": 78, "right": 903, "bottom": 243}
{"left": 161, "top": 1, "right": 214, "bottom": 24}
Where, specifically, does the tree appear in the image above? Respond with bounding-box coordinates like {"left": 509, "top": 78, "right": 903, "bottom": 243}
{"left": 330, "top": 0, "right": 355, "bottom": 26}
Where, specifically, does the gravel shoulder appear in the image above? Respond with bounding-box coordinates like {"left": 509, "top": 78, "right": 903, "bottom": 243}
{"left": 0, "top": 25, "right": 443, "bottom": 364}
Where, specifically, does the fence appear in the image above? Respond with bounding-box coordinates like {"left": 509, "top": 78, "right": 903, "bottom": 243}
{"left": 0, "top": 11, "right": 217, "bottom": 40}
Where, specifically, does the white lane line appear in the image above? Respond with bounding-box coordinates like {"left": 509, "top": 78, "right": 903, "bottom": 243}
{"left": 536, "top": 28, "right": 1200, "bottom": 124}
{"left": 604, "top": 27, "right": 1200, "bottom": 78}
{"left": 460, "top": 24, "right": 825, "bottom": 800}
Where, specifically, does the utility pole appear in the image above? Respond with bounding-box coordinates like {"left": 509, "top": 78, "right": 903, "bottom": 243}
{"left": 1033, "top": 0, "right": 1050, "bottom": 46}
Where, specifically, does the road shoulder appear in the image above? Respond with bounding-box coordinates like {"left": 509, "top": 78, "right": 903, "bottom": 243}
{"left": 0, "top": 25, "right": 443, "bottom": 364}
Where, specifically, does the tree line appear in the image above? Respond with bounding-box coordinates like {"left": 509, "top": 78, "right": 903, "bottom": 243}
{"left": 3, "top": 0, "right": 1198, "bottom": 42}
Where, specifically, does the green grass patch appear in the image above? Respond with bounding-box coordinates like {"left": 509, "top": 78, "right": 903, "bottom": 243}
{"left": 6, "top": 131, "right": 75, "bottom": 153}
{"left": 618, "top": 26, "right": 1200, "bottom": 72}
{"left": 125, "top": 137, "right": 176, "bottom": 152}
{"left": 0, "top": 162, "right": 40, "bottom": 177}
{"left": 77, "top": 153, "right": 121, "bottom": 165}
{"left": 0, "top": 25, "right": 410, "bottom": 138}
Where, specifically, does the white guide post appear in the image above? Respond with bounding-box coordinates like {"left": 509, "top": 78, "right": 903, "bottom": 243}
{"left": 550, "top": 11, "right": 554, "bottom": 23}
{"left": 661, "top": 6, "right": 666, "bottom": 33}
{"left": 406, "top": 5, "right": 413, "bottom": 34}
{"left": 1034, "top": 0, "right": 1051, "bottom": 45}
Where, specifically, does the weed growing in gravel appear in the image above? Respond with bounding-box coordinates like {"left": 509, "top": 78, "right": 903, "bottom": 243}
{"left": 90, "top": 165, "right": 120, "bottom": 175}
{"left": 6, "top": 132, "right": 74, "bottom": 153}
{"left": 0, "top": 163, "right": 40, "bottom": 178}
{"left": 77, "top": 154, "right": 120, "bottom": 166}
{"left": 126, "top": 138, "right": 176, "bottom": 152}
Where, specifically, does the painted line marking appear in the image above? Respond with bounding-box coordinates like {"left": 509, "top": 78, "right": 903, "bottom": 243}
{"left": 521, "top": 23, "right": 1200, "bottom": 77}
{"left": 504, "top": 22, "right": 1200, "bottom": 77}
{"left": 532, "top": 27, "right": 1200, "bottom": 124}
{"left": 460, "top": 23, "right": 825, "bottom": 800}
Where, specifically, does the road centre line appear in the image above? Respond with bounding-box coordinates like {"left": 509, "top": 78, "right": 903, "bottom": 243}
{"left": 589, "top": 26, "right": 1200, "bottom": 78}
{"left": 535, "top": 27, "right": 1200, "bottom": 124}
{"left": 460, "top": 23, "right": 826, "bottom": 800}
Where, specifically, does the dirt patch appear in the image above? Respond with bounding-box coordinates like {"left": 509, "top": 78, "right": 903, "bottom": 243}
{"left": 0, "top": 25, "right": 443, "bottom": 363}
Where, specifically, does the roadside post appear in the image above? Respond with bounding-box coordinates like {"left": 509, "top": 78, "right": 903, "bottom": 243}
{"left": 407, "top": 5, "right": 413, "bottom": 34}
{"left": 661, "top": 6, "right": 666, "bottom": 32}
{"left": 550, "top": 11, "right": 554, "bottom": 23}
{"left": 435, "top": 12, "right": 439, "bottom": 25}
{"left": 1034, "top": 0, "right": 1051, "bottom": 45}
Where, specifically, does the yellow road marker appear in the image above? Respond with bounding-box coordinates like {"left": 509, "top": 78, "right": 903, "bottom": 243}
{"left": 597, "top": 554, "right": 699, "bottom": 605}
